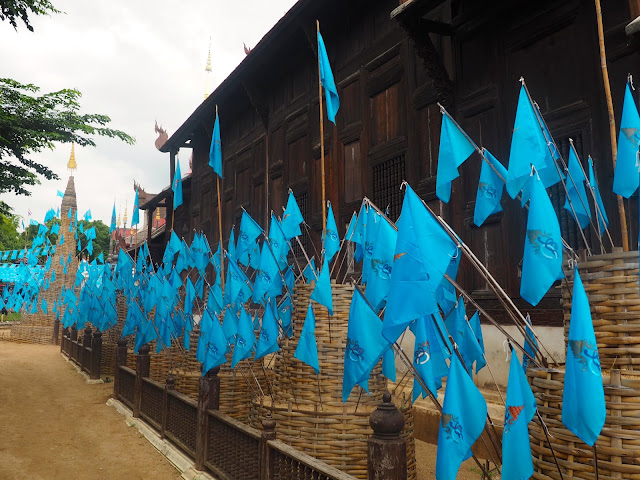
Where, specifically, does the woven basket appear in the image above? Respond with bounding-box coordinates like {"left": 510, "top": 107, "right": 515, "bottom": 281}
{"left": 561, "top": 249, "right": 640, "bottom": 373}
{"left": 249, "top": 282, "right": 416, "bottom": 479}
{"left": 528, "top": 367, "right": 640, "bottom": 479}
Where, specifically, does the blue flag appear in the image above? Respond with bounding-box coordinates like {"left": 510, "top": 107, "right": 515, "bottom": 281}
{"left": 613, "top": 81, "right": 640, "bottom": 198}
{"left": 57, "top": 189, "right": 64, "bottom": 198}
{"left": 268, "top": 213, "right": 290, "bottom": 269}
{"left": 342, "top": 288, "right": 390, "bottom": 402}
{"left": 278, "top": 295, "right": 293, "bottom": 338}
{"left": 507, "top": 84, "right": 563, "bottom": 199}
{"left": 323, "top": 202, "right": 340, "bottom": 262}
{"left": 131, "top": 189, "right": 140, "bottom": 227}
{"left": 588, "top": 157, "right": 609, "bottom": 235}
{"left": 502, "top": 350, "right": 537, "bottom": 480}
{"left": 253, "top": 242, "right": 282, "bottom": 303}
{"left": 520, "top": 173, "right": 563, "bottom": 306}
{"left": 412, "top": 315, "right": 451, "bottom": 402}
{"left": 562, "top": 266, "right": 605, "bottom": 446}
{"left": 237, "top": 210, "right": 263, "bottom": 258}
{"left": 563, "top": 147, "right": 591, "bottom": 229}
{"left": 203, "top": 310, "right": 229, "bottom": 375}
{"left": 310, "top": 254, "right": 333, "bottom": 316}
{"left": 173, "top": 156, "right": 183, "bottom": 209}
{"left": 84, "top": 209, "right": 92, "bottom": 222}
{"left": 209, "top": 111, "right": 222, "bottom": 178}
{"left": 317, "top": 31, "right": 339, "bottom": 124}
{"left": 110, "top": 202, "right": 117, "bottom": 233}
{"left": 435, "top": 355, "right": 488, "bottom": 480}
{"left": 196, "top": 308, "right": 214, "bottom": 364}
{"left": 436, "top": 114, "right": 475, "bottom": 203}
{"left": 364, "top": 212, "right": 397, "bottom": 313}
{"left": 294, "top": 303, "right": 320, "bottom": 374}
{"left": 522, "top": 315, "right": 538, "bottom": 373}
{"left": 255, "top": 301, "right": 280, "bottom": 360}
{"left": 231, "top": 307, "right": 256, "bottom": 368}
{"left": 281, "top": 191, "right": 304, "bottom": 240}
{"left": 474, "top": 150, "right": 507, "bottom": 227}
{"left": 383, "top": 185, "right": 457, "bottom": 344}
{"left": 445, "top": 297, "right": 485, "bottom": 375}
{"left": 303, "top": 257, "right": 317, "bottom": 284}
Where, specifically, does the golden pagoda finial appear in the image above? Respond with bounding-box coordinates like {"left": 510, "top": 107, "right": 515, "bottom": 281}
{"left": 204, "top": 37, "right": 212, "bottom": 99}
{"left": 155, "top": 208, "right": 161, "bottom": 227}
{"left": 117, "top": 204, "right": 122, "bottom": 228}
{"left": 123, "top": 200, "right": 128, "bottom": 228}
{"left": 67, "top": 142, "right": 77, "bottom": 172}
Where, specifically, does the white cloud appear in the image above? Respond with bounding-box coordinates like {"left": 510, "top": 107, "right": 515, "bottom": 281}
{"left": 1, "top": 0, "right": 297, "bottom": 229}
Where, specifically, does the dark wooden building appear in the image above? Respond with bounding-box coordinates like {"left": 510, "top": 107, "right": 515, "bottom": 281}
{"left": 146, "top": 0, "right": 640, "bottom": 324}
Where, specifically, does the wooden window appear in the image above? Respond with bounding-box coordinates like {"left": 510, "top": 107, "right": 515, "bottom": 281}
{"left": 370, "top": 83, "right": 400, "bottom": 145}
{"left": 372, "top": 154, "right": 405, "bottom": 221}
{"left": 344, "top": 140, "right": 363, "bottom": 203}
{"left": 270, "top": 128, "right": 284, "bottom": 167}
{"left": 341, "top": 80, "right": 361, "bottom": 127}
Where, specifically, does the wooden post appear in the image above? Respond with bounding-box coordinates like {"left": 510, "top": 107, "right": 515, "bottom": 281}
{"left": 70, "top": 325, "right": 78, "bottom": 363}
{"left": 196, "top": 366, "right": 220, "bottom": 470}
{"left": 133, "top": 344, "right": 150, "bottom": 418}
{"left": 316, "top": 20, "right": 327, "bottom": 232}
{"left": 61, "top": 326, "right": 68, "bottom": 355}
{"left": 215, "top": 106, "right": 225, "bottom": 292}
{"left": 162, "top": 375, "right": 175, "bottom": 439}
{"left": 114, "top": 339, "right": 128, "bottom": 399}
{"left": 368, "top": 391, "right": 407, "bottom": 480}
{"left": 595, "top": 0, "right": 629, "bottom": 251}
{"left": 259, "top": 418, "right": 276, "bottom": 480}
{"left": 90, "top": 330, "right": 102, "bottom": 380}
{"left": 52, "top": 317, "right": 60, "bottom": 346}
{"left": 83, "top": 327, "right": 92, "bottom": 371}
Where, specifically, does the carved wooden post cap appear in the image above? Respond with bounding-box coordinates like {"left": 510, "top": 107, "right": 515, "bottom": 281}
{"left": 117, "top": 338, "right": 128, "bottom": 348}
{"left": 166, "top": 375, "right": 175, "bottom": 389}
{"left": 92, "top": 330, "right": 102, "bottom": 339}
{"left": 139, "top": 344, "right": 151, "bottom": 355}
{"left": 369, "top": 391, "right": 404, "bottom": 439}
{"left": 262, "top": 417, "right": 276, "bottom": 432}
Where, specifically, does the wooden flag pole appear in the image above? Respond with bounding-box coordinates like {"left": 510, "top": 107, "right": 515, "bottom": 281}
{"left": 316, "top": 20, "right": 327, "bottom": 233}
{"left": 595, "top": 0, "right": 629, "bottom": 251}
{"left": 215, "top": 106, "right": 225, "bottom": 291}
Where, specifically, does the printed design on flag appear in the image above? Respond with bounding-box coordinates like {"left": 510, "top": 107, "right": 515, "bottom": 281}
{"left": 280, "top": 304, "right": 290, "bottom": 316}
{"left": 207, "top": 343, "right": 219, "bottom": 358}
{"left": 621, "top": 128, "right": 640, "bottom": 149}
{"left": 526, "top": 229, "right": 559, "bottom": 259}
{"left": 239, "top": 232, "right": 249, "bottom": 243}
{"left": 326, "top": 229, "right": 339, "bottom": 242}
{"left": 345, "top": 338, "right": 365, "bottom": 362}
{"left": 478, "top": 182, "right": 498, "bottom": 199}
{"left": 271, "top": 240, "right": 280, "bottom": 251}
{"left": 364, "top": 241, "right": 374, "bottom": 258}
{"left": 371, "top": 258, "right": 392, "bottom": 279}
{"left": 441, "top": 413, "right": 463, "bottom": 442}
{"left": 237, "top": 290, "right": 245, "bottom": 302}
{"left": 394, "top": 252, "right": 408, "bottom": 261}
{"left": 260, "top": 329, "right": 270, "bottom": 343}
{"left": 236, "top": 336, "right": 246, "bottom": 348}
{"left": 414, "top": 340, "right": 431, "bottom": 365}
{"left": 503, "top": 405, "right": 524, "bottom": 433}
{"left": 259, "top": 271, "right": 272, "bottom": 286}
{"left": 230, "top": 271, "right": 239, "bottom": 281}
{"left": 568, "top": 339, "right": 601, "bottom": 375}
{"left": 173, "top": 177, "right": 179, "bottom": 190}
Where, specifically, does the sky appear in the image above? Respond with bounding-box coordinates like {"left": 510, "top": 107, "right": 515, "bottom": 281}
{"left": 1, "top": 0, "right": 298, "bottom": 230}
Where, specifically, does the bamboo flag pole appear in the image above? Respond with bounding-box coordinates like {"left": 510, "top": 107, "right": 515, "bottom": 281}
{"left": 316, "top": 20, "right": 327, "bottom": 233}
{"left": 595, "top": 0, "right": 630, "bottom": 251}
{"left": 215, "top": 105, "right": 225, "bottom": 291}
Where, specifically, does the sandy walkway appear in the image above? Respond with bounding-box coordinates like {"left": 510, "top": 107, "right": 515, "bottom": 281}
{"left": 0, "top": 341, "right": 181, "bottom": 480}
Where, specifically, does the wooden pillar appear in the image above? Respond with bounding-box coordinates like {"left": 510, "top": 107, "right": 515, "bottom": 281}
{"left": 90, "top": 330, "right": 102, "bottom": 380}
{"left": 367, "top": 392, "right": 407, "bottom": 480}
{"left": 146, "top": 208, "right": 153, "bottom": 246}
{"left": 630, "top": 0, "right": 640, "bottom": 18}
{"left": 162, "top": 375, "right": 175, "bottom": 439}
{"left": 61, "top": 326, "right": 68, "bottom": 354}
{"left": 259, "top": 418, "right": 276, "bottom": 480}
{"left": 133, "top": 344, "right": 151, "bottom": 418}
{"left": 166, "top": 150, "right": 176, "bottom": 234}
{"left": 83, "top": 327, "right": 92, "bottom": 371}
{"left": 114, "top": 339, "right": 128, "bottom": 399}
{"left": 53, "top": 317, "right": 60, "bottom": 346}
{"left": 70, "top": 326, "right": 78, "bottom": 363}
{"left": 195, "top": 366, "right": 220, "bottom": 470}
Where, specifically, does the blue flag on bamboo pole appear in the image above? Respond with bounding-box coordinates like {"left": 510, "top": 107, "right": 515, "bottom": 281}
{"left": 364, "top": 213, "right": 397, "bottom": 313}
{"left": 209, "top": 111, "right": 222, "bottom": 178}
{"left": 613, "top": 80, "right": 640, "bottom": 198}
{"left": 237, "top": 210, "right": 263, "bottom": 258}
{"left": 436, "top": 114, "right": 475, "bottom": 203}
{"left": 294, "top": 302, "right": 319, "bottom": 374}
{"left": 507, "top": 84, "right": 563, "bottom": 199}
{"left": 231, "top": 307, "right": 256, "bottom": 368}
{"left": 342, "top": 287, "right": 389, "bottom": 402}
{"left": 473, "top": 150, "right": 507, "bottom": 227}
{"left": 520, "top": 172, "right": 563, "bottom": 306}
{"left": 203, "top": 310, "right": 228, "bottom": 375}
{"left": 445, "top": 297, "right": 485, "bottom": 375}
{"left": 110, "top": 202, "right": 117, "bottom": 233}
{"left": 255, "top": 301, "right": 280, "bottom": 360}
{"left": 323, "top": 202, "right": 340, "bottom": 262}
{"left": 502, "top": 349, "right": 537, "bottom": 480}
{"left": 588, "top": 157, "right": 609, "bottom": 235}
{"left": 317, "top": 30, "right": 340, "bottom": 124}
{"left": 562, "top": 266, "right": 605, "bottom": 446}
{"left": 131, "top": 189, "right": 140, "bottom": 227}
{"left": 564, "top": 146, "right": 591, "bottom": 228}
{"left": 435, "top": 355, "right": 487, "bottom": 480}
{"left": 281, "top": 191, "right": 304, "bottom": 240}
{"left": 383, "top": 185, "right": 458, "bottom": 344}
{"left": 173, "top": 156, "right": 183, "bottom": 209}
{"left": 411, "top": 315, "right": 451, "bottom": 402}
{"left": 310, "top": 254, "right": 333, "bottom": 316}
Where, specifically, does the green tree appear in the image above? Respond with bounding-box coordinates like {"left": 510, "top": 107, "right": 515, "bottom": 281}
{"left": 1, "top": 1, "right": 135, "bottom": 214}
{"left": 0, "top": 212, "right": 22, "bottom": 251}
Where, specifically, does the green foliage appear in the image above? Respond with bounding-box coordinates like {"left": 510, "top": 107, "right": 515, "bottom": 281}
{"left": 0, "top": 0, "right": 60, "bottom": 32}
{"left": 0, "top": 78, "right": 135, "bottom": 213}
{"left": 0, "top": 212, "right": 22, "bottom": 250}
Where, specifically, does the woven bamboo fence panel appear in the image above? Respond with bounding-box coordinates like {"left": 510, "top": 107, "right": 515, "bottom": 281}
{"left": 561, "top": 249, "right": 640, "bottom": 373}
{"left": 528, "top": 367, "right": 640, "bottom": 479}
{"left": 248, "top": 282, "right": 416, "bottom": 480}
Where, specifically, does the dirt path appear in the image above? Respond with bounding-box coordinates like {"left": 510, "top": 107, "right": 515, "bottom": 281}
{"left": 0, "top": 341, "right": 182, "bottom": 480}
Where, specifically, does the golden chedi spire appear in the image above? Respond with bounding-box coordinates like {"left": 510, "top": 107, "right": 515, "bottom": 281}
{"left": 123, "top": 200, "right": 128, "bottom": 228}
{"left": 155, "top": 208, "right": 161, "bottom": 227}
{"left": 204, "top": 37, "right": 212, "bottom": 99}
{"left": 117, "top": 205, "right": 122, "bottom": 228}
{"left": 67, "top": 142, "right": 77, "bottom": 172}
